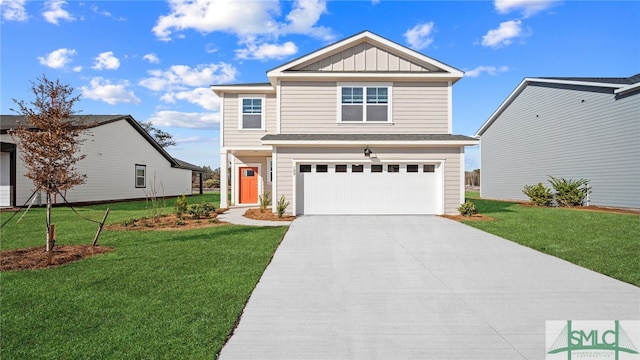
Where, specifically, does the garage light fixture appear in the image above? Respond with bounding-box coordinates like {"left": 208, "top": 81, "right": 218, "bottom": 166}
{"left": 364, "top": 147, "right": 373, "bottom": 157}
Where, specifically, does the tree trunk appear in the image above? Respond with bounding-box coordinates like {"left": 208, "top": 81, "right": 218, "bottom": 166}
{"left": 46, "top": 191, "right": 52, "bottom": 252}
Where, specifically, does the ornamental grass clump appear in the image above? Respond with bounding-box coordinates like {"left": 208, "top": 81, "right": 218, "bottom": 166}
{"left": 259, "top": 192, "right": 271, "bottom": 213}
{"left": 276, "top": 195, "right": 290, "bottom": 218}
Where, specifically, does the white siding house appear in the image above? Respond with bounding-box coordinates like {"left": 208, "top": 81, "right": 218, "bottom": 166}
{"left": 212, "top": 31, "right": 478, "bottom": 215}
{"left": 475, "top": 75, "right": 640, "bottom": 209}
{"left": 0, "top": 115, "right": 199, "bottom": 207}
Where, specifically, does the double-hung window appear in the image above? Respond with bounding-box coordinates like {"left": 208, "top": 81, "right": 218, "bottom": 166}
{"left": 135, "top": 164, "right": 146, "bottom": 188}
{"left": 339, "top": 83, "right": 391, "bottom": 123}
{"left": 239, "top": 96, "right": 264, "bottom": 130}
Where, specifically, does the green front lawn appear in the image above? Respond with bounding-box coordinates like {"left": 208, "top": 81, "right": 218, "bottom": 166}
{"left": 463, "top": 193, "right": 640, "bottom": 286}
{"left": 1, "top": 194, "right": 288, "bottom": 359}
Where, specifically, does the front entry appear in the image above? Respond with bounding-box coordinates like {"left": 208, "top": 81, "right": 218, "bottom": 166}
{"left": 239, "top": 167, "right": 259, "bottom": 204}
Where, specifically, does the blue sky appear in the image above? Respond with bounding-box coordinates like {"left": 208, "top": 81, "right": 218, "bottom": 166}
{"left": 1, "top": 0, "right": 638, "bottom": 170}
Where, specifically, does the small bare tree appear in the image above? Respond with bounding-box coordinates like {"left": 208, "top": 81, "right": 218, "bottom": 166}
{"left": 9, "top": 75, "right": 90, "bottom": 255}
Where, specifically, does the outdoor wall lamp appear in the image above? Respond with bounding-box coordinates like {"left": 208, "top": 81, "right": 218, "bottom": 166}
{"left": 364, "top": 147, "right": 373, "bottom": 157}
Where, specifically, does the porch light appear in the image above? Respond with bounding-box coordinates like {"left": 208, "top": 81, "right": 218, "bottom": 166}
{"left": 364, "top": 147, "right": 373, "bottom": 157}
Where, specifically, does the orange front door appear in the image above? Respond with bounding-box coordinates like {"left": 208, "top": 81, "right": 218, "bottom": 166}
{"left": 239, "top": 167, "right": 259, "bottom": 204}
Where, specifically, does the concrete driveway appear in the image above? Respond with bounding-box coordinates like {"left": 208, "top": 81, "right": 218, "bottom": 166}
{"left": 219, "top": 216, "right": 639, "bottom": 360}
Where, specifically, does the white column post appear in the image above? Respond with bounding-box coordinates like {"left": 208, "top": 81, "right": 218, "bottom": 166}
{"left": 220, "top": 151, "right": 228, "bottom": 208}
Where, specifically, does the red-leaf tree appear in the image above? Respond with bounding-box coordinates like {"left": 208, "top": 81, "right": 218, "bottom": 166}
{"left": 9, "top": 75, "right": 90, "bottom": 253}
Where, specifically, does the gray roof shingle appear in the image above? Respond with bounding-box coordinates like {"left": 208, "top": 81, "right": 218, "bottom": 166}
{"left": 1, "top": 114, "right": 200, "bottom": 171}
{"left": 0, "top": 114, "right": 130, "bottom": 132}
{"left": 538, "top": 73, "right": 640, "bottom": 85}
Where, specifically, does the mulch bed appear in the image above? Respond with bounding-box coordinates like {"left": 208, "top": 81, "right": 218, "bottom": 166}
{"left": 244, "top": 208, "right": 296, "bottom": 221}
{"left": 106, "top": 213, "right": 228, "bottom": 231}
{"left": 1, "top": 245, "right": 113, "bottom": 271}
{"left": 519, "top": 202, "right": 640, "bottom": 215}
{"left": 440, "top": 214, "right": 495, "bottom": 221}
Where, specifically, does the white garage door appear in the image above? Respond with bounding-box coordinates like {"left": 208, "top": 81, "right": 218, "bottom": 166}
{"left": 296, "top": 163, "right": 442, "bottom": 215}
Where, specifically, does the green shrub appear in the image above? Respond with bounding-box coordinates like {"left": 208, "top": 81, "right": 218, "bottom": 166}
{"left": 522, "top": 182, "right": 553, "bottom": 207}
{"left": 276, "top": 195, "right": 290, "bottom": 218}
{"left": 175, "top": 194, "right": 188, "bottom": 218}
{"left": 203, "top": 179, "right": 219, "bottom": 188}
{"left": 187, "top": 202, "right": 216, "bottom": 219}
{"left": 259, "top": 192, "right": 271, "bottom": 213}
{"left": 458, "top": 200, "right": 478, "bottom": 217}
{"left": 548, "top": 176, "right": 591, "bottom": 207}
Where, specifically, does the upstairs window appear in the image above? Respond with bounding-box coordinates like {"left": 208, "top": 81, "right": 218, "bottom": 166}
{"left": 239, "top": 96, "right": 264, "bottom": 130}
{"left": 135, "top": 164, "right": 146, "bottom": 188}
{"left": 339, "top": 84, "right": 391, "bottom": 123}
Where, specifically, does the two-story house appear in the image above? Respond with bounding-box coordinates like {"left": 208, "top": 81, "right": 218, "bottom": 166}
{"left": 212, "top": 31, "right": 477, "bottom": 215}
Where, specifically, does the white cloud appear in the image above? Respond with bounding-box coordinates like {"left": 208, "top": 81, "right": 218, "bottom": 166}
{"left": 151, "top": 0, "right": 335, "bottom": 57}
{"left": 90, "top": 4, "right": 110, "bottom": 17}
{"left": 482, "top": 20, "right": 522, "bottom": 48}
{"left": 174, "top": 135, "right": 216, "bottom": 145}
{"left": 42, "top": 0, "right": 75, "bottom": 25}
{"left": 280, "top": 0, "right": 333, "bottom": 41}
{"left": 404, "top": 22, "right": 435, "bottom": 50}
{"left": 72, "top": 65, "right": 82, "bottom": 72}
{"left": 161, "top": 88, "right": 220, "bottom": 111}
{"left": 205, "top": 43, "right": 218, "bottom": 54}
{"left": 139, "top": 63, "right": 237, "bottom": 91}
{"left": 152, "top": 0, "right": 280, "bottom": 41}
{"left": 38, "top": 48, "right": 76, "bottom": 68}
{"left": 236, "top": 40, "right": 298, "bottom": 60}
{"left": 465, "top": 65, "right": 509, "bottom": 77}
{"left": 1, "top": 0, "right": 28, "bottom": 21}
{"left": 495, "top": 0, "right": 559, "bottom": 17}
{"left": 92, "top": 51, "right": 120, "bottom": 70}
{"left": 143, "top": 53, "right": 160, "bottom": 64}
{"left": 146, "top": 110, "right": 219, "bottom": 129}
{"left": 81, "top": 77, "right": 140, "bottom": 105}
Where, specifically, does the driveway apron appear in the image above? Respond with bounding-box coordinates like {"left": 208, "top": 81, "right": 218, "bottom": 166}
{"left": 218, "top": 215, "right": 640, "bottom": 360}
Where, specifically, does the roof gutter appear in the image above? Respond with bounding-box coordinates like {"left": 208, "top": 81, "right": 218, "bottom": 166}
{"left": 261, "top": 139, "right": 478, "bottom": 146}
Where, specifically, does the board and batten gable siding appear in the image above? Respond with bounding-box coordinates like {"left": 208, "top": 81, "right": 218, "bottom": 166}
{"left": 3, "top": 120, "right": 192, "bottom": 205}
{"left": 279, "top": 81, "right": 449, "bottom": 134}
{"left": 274, "top": 146, "right": 462, "bottom": 214}
{"left": 292, "top": 42, "right": 441, "bottom": 72}
{"left": 222, "top": 93, "right": 277, "bottom": 148}
{"left": 481, "top": 82, "right": 640, "bottom": 209}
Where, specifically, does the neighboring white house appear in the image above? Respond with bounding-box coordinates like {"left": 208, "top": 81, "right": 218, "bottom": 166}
{"left": 475, "top": 75, "right": 640, "bottom": 209}
{"left": 211, "top": 31, "right": 478, "bottom": 215}
{"left": 0, "top": 114, "right": 201, "bottom": 207}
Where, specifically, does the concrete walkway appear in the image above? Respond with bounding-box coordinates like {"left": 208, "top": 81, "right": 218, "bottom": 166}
{"left": 219, "top": 215, "right": 639, "bottom": 360}
{"left": 217, "top": 206, "right": 292, "bottom": 226}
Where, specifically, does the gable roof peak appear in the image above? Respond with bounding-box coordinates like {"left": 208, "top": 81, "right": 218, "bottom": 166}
{"left": 266, "top": 30, "right": 463, "bottom": 84}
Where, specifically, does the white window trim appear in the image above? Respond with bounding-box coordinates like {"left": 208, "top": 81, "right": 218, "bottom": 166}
{"left": 234, "top": 161, "right": 262, "bottom": 206}
{"left": 266, "top": 157, "right": 273, "bottom": 184}
{"left": 337, "top": 82, "right": 393, "bottom": 123}
{"left": 238, "top": 94, "right": 266, "bottom": 131}
{"left": 135, "top": 164, "right": 146, "bottom": 188}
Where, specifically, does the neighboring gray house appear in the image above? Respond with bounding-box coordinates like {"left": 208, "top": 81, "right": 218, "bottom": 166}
{"left": 0, "top": 114, "right": 201, "bottom": 207}
{"left": 475, "top": 75, "right": 640, "bottom": 209}
{"left": 212, "top": 31, "right": 478, "bottom": 215}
